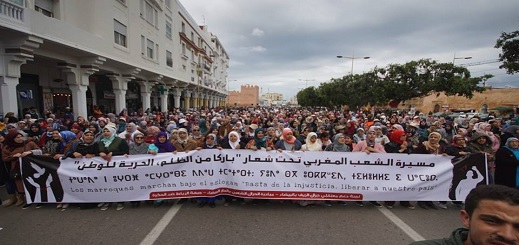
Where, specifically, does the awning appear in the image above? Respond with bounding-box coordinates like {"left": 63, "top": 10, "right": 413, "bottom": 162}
{"left": 490, "top": 106, "right": 514, "bottom": 111}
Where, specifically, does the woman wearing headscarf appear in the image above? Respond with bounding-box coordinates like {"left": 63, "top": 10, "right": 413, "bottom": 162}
{"left": 0, "top": 131, "right": 18, "bottom": 207}
{"left": 85, "top": 123, "right": 101, "bottom": 142}
{"left": 299, "top": 132, "right": 328, "bottom": 207}
{"left": 149, "top": 131, "right": 176, "bottom": 154}
{"left": 219, "top": 131, "right": 244, "bottom": 150}
{"left": 475, "top": 122, "right": 500, "bottom": 153}
{"left": 196, "top": 134, "right": 220, "bottom": 208}
{"left": 42, "top": 130, "right": 75, "bottom": 168}
{"left": 353, "top": 128, "right": 366, "bottom": 144}
{"left": 63, "top": 130, "right": 100, "bottom": 209}
{"left": 172, "top": 128, "right": 200, "bottom": 152}
{"left": 118, "top": 122, "right": 137, "bottom": 145}
{"left": 144, "top": 126, "right": 160, "bottom": 144}
{"left": 218, "top": 130, "right": 245, "bottom": 206}
{"left": 353, "top": 130, "right": 386, "bottom": 154}
{"left": 494, "top": 137, "right": 519, "bottom": 188}
{"left": 301, "top": 132, "right": 322, "bottom": 152}
{"left": 384, "top": 130, "right": 415, "bottom": 209}
{"left": 146, "top": 131, "right": 177, "bottom": 207}
{"left": 500, "top": 125, "right": 518, "bottom": 148}
{"left": 414, "top": 132, "right": 447, "bottom": 209}
{"left": 2, "top": 131, "right": 42, "bottom": 208}
{"left": 274, "top": 128, "right": 302, "bottom": 151}
{"left": 245, "top": 128, "right": 274, "bottom": 151}
{"left": 467, "top": 132, "right": 495, "bottom": 184}
{"left": 128, "top": 131, "right": 150, "bottom": 155}
{"left": 27, "top": 123, "right": 43, "bottom": 146}
{"left": 445, "top": 135, "right": 473, "bottom": 158}
{"left": 98, "top": 125, "right": 129, "bottom": 211}
{"left": 325, "top": 133, "right": 351, "bottom": 152}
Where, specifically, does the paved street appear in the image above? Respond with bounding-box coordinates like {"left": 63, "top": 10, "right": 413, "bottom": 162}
{"left": 0, "top": 191, "right": 464, "bottom": 245}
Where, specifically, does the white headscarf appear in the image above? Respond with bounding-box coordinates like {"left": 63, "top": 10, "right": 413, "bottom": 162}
{"left": 303, "top": 132, "right": 322, "bottom": 151}
{"left": 228, "top": 131, "right": 241, "bottom": 149}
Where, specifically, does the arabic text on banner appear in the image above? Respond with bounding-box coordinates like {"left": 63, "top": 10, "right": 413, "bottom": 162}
{"left": 20, "top": 151, "right": 487, "bottom": 204}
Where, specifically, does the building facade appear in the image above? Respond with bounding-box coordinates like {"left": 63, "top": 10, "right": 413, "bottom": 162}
{"left": 400, "top": 87, "right": 519, "bottom": 114}
{"left": 227, "top": 84, "right": 259, "bottom": 107}
{"left": 0, "top": 0, "right": 229, "bottom": 118}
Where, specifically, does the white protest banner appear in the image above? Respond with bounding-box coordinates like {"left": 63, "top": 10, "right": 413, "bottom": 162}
{"left": 21, "top": 151, "right": 487, "bottom": 204}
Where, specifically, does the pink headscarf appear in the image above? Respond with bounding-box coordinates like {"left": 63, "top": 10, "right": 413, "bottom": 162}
{"left": 282, "top": 128, "right": 295, "bottom": 144}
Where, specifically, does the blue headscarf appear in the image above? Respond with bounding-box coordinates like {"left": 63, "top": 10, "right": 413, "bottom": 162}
{"left": 254, "top": 128, "right": 266, "bottom": 149}
{"left": 59, "top": 130, "right": 77, "bottom": 144}
{"left": 505, "top": 137, "right": 519, "bottom": 160}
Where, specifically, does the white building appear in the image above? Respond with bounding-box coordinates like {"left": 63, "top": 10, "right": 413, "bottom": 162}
{"left": 0, "top": 0, "right": 229, "bottom": 118}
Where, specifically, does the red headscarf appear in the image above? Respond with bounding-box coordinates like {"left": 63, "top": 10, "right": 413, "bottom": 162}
{"left": 389, "top": 130, "right": 406, "bottom": 144}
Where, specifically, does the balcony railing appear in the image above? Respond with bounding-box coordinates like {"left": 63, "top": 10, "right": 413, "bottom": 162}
{"left": 0, "top": 0, "right": 24, "bottom": 21}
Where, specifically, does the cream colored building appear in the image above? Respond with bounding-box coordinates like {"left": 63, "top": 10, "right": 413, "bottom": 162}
{"left": 0, "top": 0, "right": 229, "bottom": 117}
{"left": 260, "top": 92, "right": 283, "bottom": 106}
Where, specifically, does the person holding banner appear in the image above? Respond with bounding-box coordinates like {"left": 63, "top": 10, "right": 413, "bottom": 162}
{"left": 197, "top": 134, "right": 220, "bottom": 208}
{"left": 126, "top": 131, "right": 151, "bottom": 208}
{"left": 300, "top": 132, "right": 328, "bottom": 207}
{"left": 495, "top": 137, "right": 519, "bottom": 189}
{"left": 352, "top": 130, "right": 384, "bottom": 207}
{"left": 218, "top": 131, "right": 245, "bottom": 206}
{"left": 0, "top": 131, "right": 18, "bottom": 207}
{"left": 64, "top": 129, "right": 99, "bottom": 209}
{"left": 384, "top": 130, "right": 415, "bottom": 209}
{"left": 415, "top": 132, "right": 447, "bottom": 210}
{"left": 170, "top": 128, "right": 198, "bottom": 204}
{"left": 172, "top": 128, "right": 200, "bottom": 153}
{"left": 245, "top": 128, "right": 274, "bottom": 151}
{"left": 98, "top": 124, "right": 129, "bottom": 211}
{"left": 2, "top": 131, "right": 42, "bottom": 209}
{"left": 468, "top": 133, "right": 496, "bottom": 184}
{"left": 275, "top": 128, "right": 302, "bottom": 151}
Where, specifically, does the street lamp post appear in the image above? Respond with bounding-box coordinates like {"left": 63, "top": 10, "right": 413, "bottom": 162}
{"left": 298, "top": 78, "right": 315, "bottom": 88}
{"left": 337, "top": 55, "right": 370, "bottom": 75}
{"left": 452, "top": 54, "right": 472, "bottom": 64}
{"left": 226, "top": 79, "right": 237, "bottom": 106}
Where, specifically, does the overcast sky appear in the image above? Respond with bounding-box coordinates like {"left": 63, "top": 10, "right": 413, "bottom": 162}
{"left": 180, "top": 0, "right": 519, "bottom": 100}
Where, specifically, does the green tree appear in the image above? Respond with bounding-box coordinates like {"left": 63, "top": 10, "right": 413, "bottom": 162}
{"left": 495, "top": 30, "right": 519, "bottom": 74}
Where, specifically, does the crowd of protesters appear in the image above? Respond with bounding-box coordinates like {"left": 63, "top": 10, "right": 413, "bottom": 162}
{"left": 0, "top": 105, "right": 518, "bottom": 211}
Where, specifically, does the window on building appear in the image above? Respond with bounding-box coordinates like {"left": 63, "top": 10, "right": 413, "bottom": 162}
{"left": 114, "top": 19, "right": 127, "bottom": 47}
{"left": 181, "top": 22, "right": 185, "bottom": 33}
{"left": 166, "top": 50, "right": 173, "bottom": 67}
{"left": 146, "top": 39, "right": 154, "bottom": 59}
{"left": 141, "top": 35, "right": 145, "bottom": 54}
{"left": 182, "top": 43, "right": 187, "bottom": 56}
{"left": 165, "top": 0, "right": 171, "bottom": 9}
{"left": 166, "top": 20, "right": 172, "bottom": 39}
{"left": 142, "top": 1, "right": 158, "bottom": 27}
{"left": 191, "top": 32, "right": 194, "bottom": 41}
{"left": 35, "top": 0, "right": 54, "bottom": 17}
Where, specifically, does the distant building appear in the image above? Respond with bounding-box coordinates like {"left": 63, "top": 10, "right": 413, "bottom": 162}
{"left": 261, "top": 93, "right": 283, "bottom": 106}
{"left": 399, "top": 87, "right": 519, "bottom": 114}
{"left": 227, "top": 85, "right": 259, "bottom": 106}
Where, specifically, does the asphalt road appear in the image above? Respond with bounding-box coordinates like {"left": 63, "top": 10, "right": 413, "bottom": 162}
{"left": 0, "top": 189, "right": 464, "bottom": 245}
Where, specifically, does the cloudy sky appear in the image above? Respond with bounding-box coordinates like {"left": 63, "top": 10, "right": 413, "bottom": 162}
{"left": 180, "top": 0, "right": 519, "bottom": 100}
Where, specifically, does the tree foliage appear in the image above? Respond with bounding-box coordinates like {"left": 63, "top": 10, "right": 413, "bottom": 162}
{"left": 495, "top": 30, "right": 519, "bottom": 74}
{"left": 296, "top": 59, "right": 491, "bottom": 108}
